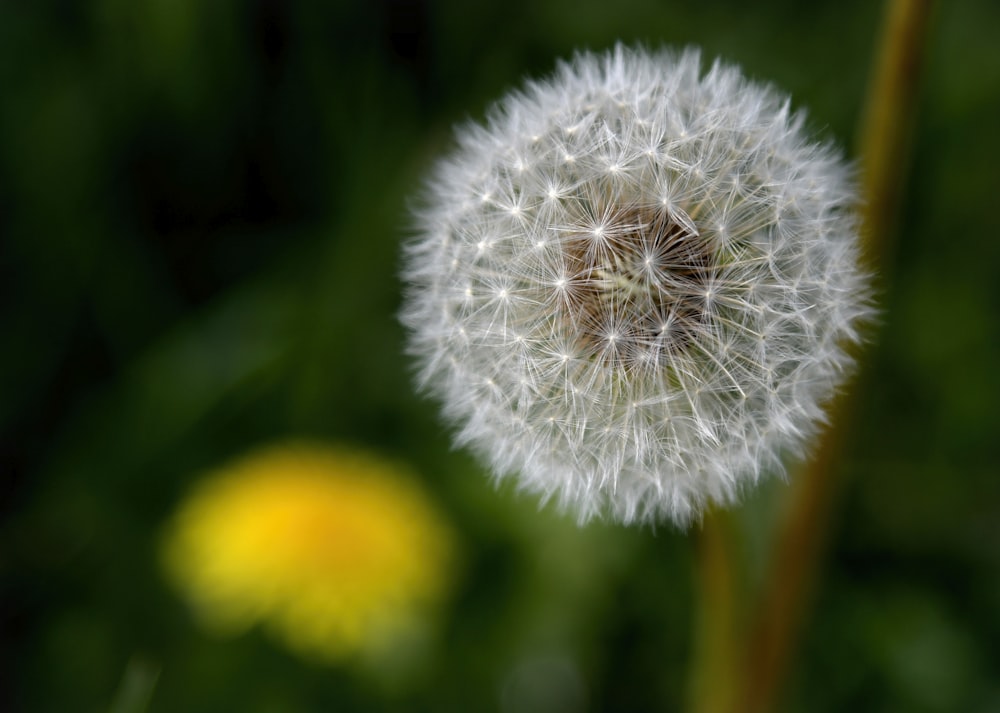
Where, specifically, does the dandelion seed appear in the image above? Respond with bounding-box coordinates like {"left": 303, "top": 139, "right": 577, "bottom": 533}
{"left": 401, "top": 45, "right": 871, "bottom": 527}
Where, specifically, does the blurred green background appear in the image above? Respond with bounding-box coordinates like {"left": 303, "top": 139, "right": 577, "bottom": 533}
{"left": 2, "top": 0, "right": 998, "bottom": 711}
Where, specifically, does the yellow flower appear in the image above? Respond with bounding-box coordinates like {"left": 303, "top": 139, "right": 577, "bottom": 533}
{"left": 162, "top": 442, "right": 455, "bottom": 665}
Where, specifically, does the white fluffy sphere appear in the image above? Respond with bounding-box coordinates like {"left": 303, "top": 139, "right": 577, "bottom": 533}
{"left": 401, "top": 45, "right": 870, "bottom": 526}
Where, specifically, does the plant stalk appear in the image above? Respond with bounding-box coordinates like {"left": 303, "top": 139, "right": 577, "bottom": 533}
{"left": 738, "top": 2, "right": 934, "bottom": 711}
{"left": 690, "top": 1, "right": 934, "bottom": 711}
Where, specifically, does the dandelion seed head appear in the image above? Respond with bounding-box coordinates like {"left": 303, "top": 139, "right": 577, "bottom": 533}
{"left": 401, "top": 45, "right": 871, "bottom": 527}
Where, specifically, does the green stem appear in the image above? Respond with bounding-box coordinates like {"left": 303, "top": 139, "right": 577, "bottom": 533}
{"left": 108, "top": 656, "right": 161, "bottom": 713}
{"left": 689, "top": 2, "right": 934, "bottom": 712}
{"left": 736, "top": 2, "right": 934, "bottom": 712}
{"left": 688, "top": 509, "right": 740, "bottom": 713}
{"left": 858, "top": 0, "right": 936, "bottom": 267}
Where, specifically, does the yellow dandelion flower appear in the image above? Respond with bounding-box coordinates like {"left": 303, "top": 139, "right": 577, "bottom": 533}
{"left": 161, "top": 442, "right": 455, "bottom": 665}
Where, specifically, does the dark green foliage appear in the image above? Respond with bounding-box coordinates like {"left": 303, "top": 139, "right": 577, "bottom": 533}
{"left": 2, "top": 1, "right": 998, "bottom": 711}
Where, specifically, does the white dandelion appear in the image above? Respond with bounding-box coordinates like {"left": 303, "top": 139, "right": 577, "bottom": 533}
{"left": 401, "top": 44, "right": 871, "bottom": 527}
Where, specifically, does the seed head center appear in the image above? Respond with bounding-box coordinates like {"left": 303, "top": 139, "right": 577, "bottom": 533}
{"left": 561, "top": 204, "right": 712, "bottom": 366}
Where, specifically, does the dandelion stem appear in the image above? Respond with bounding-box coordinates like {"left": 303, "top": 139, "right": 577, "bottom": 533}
{"left": 737, "top": 393, "right": 852, "bottom": 713}
{"left": 733, "top": 2, "right": 935, "bottom": 712}
{"left": 858, "top": 0, "right": 936, "bottom": 266}
{"left": 688, "top": 509, "right": 740, "bottom": 713}
{"left": 108, "top": 656, "right": 160, "bottom": 713}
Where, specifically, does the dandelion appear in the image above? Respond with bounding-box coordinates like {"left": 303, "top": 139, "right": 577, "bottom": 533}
{"left": 401, "top": 45, "right": 870, "bottom": 527}
{"left": 161, "top": 442, "right": 455, "bottom": 665}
